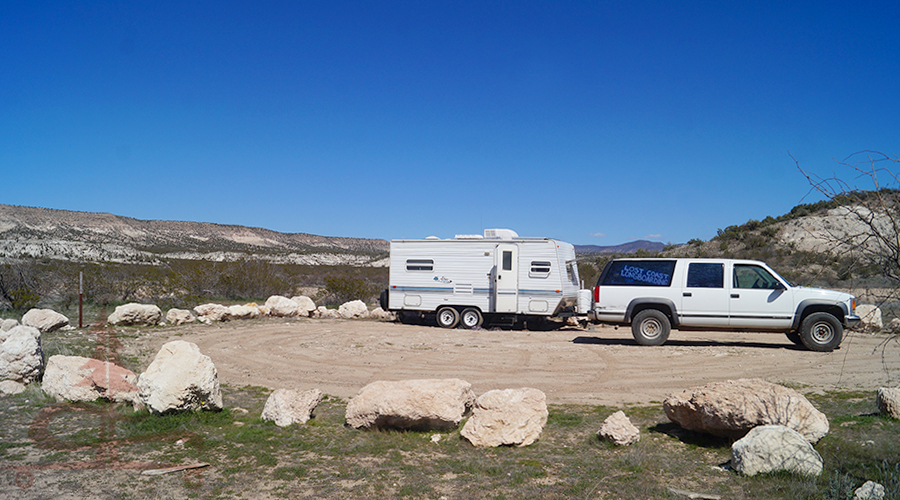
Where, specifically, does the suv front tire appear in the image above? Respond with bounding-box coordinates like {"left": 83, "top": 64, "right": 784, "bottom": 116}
{"left": 800, "top": 312, "right": 843, "bottom": 352}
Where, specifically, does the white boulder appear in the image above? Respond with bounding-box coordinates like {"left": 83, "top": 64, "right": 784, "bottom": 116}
{"left": 166, "top": 308, "right": 196, "bottom": 325}
{"left": 193, "top": 303, "right": 230, "bottom": 322}
{"left": 290, "top": 296, "right": 317, "bottom": 317}
{"left": 461, "top": 388, "right": 548, "bottom": 447}
{"left": 338, "top": 300, "right": 369, "bottom": 319}
{"left": 0, "top": 325, "right": 43, "bottom": 383}
{"left": 876, "top": 387, "right": 900, "bottom": 419}
{"left": 664, "top": 379, "right": 829, "bottom": 443}
{"left": 345, "top": 379, "right": 475, "bottom": 430}
{"left": 598, "top": 410, "right": 641, "bottom": 446}
{"left": 369, "top": 307, "right": 395, "bottom": 321}
{"left": 22, "top": 308, "right": 69, "bottom": 333}
{"left": 856, "top": 304, "right": 883, "bottom": 330}
{"left": 137, "top": 340, "right": 223, "bottom": 414}
{"left": 42, "top": 355, "right": 139, "bottom": 404}
{"left": 315, "top": 306, "right": 342, "bottom": 319}
{"left": 732, "top": 425, "right": 823, "bottom": 476}
{"left": 228, "top": 304, "right": 260, "bottom": 320}
{"left": 854, "top": 481, "right": 885, "bottom": 500}
{"left": 107, "top": 303, "right": 162, "bottom": 326}
{"left": 266, "top": 295, "right": 301, "bottom": 317}
{"left": 0, "top": 379, "right": 25, "bottom": 395}
{"left": 1, "top": 318, "right": 19, "bottom": 332}
{"left": 261, "top": 388, "right": 323, "bottom": 426}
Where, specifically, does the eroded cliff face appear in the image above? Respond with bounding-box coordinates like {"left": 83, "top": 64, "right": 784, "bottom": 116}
{"left": 777, "top": 205, "right": 890, "bottom": 254}
{"left": 0, "top": 204, "right": 388, "bottom": 265}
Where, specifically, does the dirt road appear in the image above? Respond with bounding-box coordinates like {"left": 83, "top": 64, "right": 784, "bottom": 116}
{"left": 140, "top": 318, "right": 900, "bottom": 406}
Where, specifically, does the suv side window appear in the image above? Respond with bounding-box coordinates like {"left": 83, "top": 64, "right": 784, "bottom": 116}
{"left": 687, "top": 262, "right": 724, "bottom": 288}
{"left": 733, "top": 264, "right": 781, "bottom": 289}
{"left": 601, "top": 260, "right": 676, "bottom": 286}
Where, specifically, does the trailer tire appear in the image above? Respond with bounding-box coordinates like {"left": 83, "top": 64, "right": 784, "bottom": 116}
{"left": 436, "top": 307, "right": 460, "bottom": 329}
{"left": 631, "top": 309, "right": 670, "bottom": 346}
{"left": 460, "top": 308, "right": 483, "bottom": 329}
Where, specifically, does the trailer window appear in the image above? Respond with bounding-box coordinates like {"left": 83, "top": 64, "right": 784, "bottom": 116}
{"left": 502, "top": 251, "right": 513, "bottom": 271}
{"left": 566, "top": 261, "right": 579, "bottom": 286}
{"left": 406, "top": 259, "right": 433, "bottom": 271}
{"left": 530, "top": 261, "right": 551, "bottom": 278}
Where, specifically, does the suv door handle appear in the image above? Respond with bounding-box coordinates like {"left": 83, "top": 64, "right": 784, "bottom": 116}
{"left": 731, "top": 294, "right": 740, "bottom": 298}
{"left": 683, "top": 292, "right": 692, "bottom": 297}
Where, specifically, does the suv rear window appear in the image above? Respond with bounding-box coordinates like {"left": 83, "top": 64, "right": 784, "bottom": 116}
{"left": 600, "top": 260, "right": 676, "bottom": 287}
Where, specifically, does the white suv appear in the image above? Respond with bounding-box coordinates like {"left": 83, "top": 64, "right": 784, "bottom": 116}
{"left": 587, "top": 258, "right": 860, "bottom": 351}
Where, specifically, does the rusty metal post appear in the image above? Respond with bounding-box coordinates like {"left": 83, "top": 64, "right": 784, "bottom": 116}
{"left": 79, "top": 271, "right": 83, "bottom": 329}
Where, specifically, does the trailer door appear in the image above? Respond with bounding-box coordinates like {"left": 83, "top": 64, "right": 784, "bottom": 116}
{"left": 494, "top": 243, "right": 518, "bottom": 313}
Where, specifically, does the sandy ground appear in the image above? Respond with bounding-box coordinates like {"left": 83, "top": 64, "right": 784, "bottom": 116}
{"left": 139, "top": 318, "right": 900, "bottom": 406}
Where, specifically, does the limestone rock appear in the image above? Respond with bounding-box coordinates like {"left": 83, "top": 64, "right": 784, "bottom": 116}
{"left": 266, "top": 295, "right": 300, "bottom": 317}
{"left": 598, "top": 410, "right": 641, "bottom": 446}
{"left": 888, "top": 318, "right": 900, "bottom": 332}
{"left": 42, "top": 355, "right": 139, "bottom": 404}
{"left": 107, "top": 303, "right": 162, "bottom": 326}
{"left": 732, "top": 425, "right": 823, "bottom": 476}
{"left": 137, "top": 340, "right": 223, "bottom": 414}
{"left": 461, "top": 388, "right": 548, "bottom": 447}
{"left": 315, "top": 306, "right": 342, "bottom": 319}
{"left": 1, "top": 318, "right": 19, "bottom": 332}
{"left": 664, "top": 379, "right": 829, "bottom": 442}
{"left": 0, "top": 325, "right": 43, "bottom": 383}
{"left": 345, "top": 378, "right": 475, "bottom": 430}
{"left": 261, "top": 388, "right": 323, "bottom": 426}
{"left": 369, "top": 307, "right": 396, "bottom": 321}
{"left": 166, "top": 308, "right": 196, "bottom": 325}
{"left": 0, "top": 379, "right": 25, "bottom": 395}
{"left": 856, "top": 304, "right": 883, "bottom": 330}
{"left": 853, "top": 481, "right": 885, "bottom": 500}
{"left": 339, "top": 300, "right": 369, "bottom": 319}
{"left": 22, "top": 308, "right": 69, "bottom": 333}
{"left": 193, "top": 303, "right": 230, "bottom": 322}
{"left": 228, "top": 304, "right": 260, "bottom": 320}
{"left": 876, "top": 387, "right": 900, "bottom": 419}
{"left": 290, "top": 296, "right": 317, "bottom": 317}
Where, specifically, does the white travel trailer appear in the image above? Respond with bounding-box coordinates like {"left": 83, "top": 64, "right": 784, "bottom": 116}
{"left": 381, "top": 229, "right": 584, "bottom": 328}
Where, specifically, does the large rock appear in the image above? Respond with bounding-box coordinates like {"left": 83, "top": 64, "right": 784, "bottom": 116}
{"left": 598, "top": 410, "right": 640, "bottom": 446}
{"left": 314, "top": 306, "right": 342, "bottom": 319}
{"left": 856, "top": 304, "right": 883, "bottom": 330}
{"left": 1, "top": 318, "right": 19, "bottom": 332}
{"left": 345, "top": 379, "right": 475, "bottom": 430}
{"left": 193, "top": 303, "right": 230, "bottom": 322}
{"left": 664, "top": 379, "right": 829, "bottom": 443}
{"left": 731, "top": 425, "right": 823, "bottom": 476}
{"left": 369, "top": 307, "right": 396, "bottom": 321}
{"left": 261, "top": 388, "right": 323, "bottom": 426}
{"left": 228, "top": 304, "right": 260, "bottom": 320}
{"left": 876, "top": 387, "right": 900, "bottom": 419}
{"left": 854, "top": 481, "right": 885, "bottom": 500}
{"left": 339, "top": 300, "right": 369, "bottom": 319}
{"left": 166, "top": 308, "right": 196, "bottom": 325}
{"left": 266, "top": 295, "right": 301, "bottom": 317}
{"left": 42, "top": 355, "right": 139, "bottom": 404}
{"left": 107, "top": 303, "right": 162, "bottom": 326}
{"left": 290, "top": 296, "right": 317, "bottom": 317}
{"left": 0, "top": 325, "right": 43, "bottom": 383}
{"left": 137, "top": 340, "right": 223, "bottom": 414}
{"left": 461, "top": 388, "right": 548, "bottom": 447}
{"left": 0, "top": 379, "right": 25, "bottom": 395}
{"left": 22, "top": 308, "right": 69, "bottom": 333}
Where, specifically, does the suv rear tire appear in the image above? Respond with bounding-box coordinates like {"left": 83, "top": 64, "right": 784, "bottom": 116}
{"left": 631, "top": 309, "right": 671, "bottom": 346}
{"left": 800, "top": 312, "right": 843, "bottom": 352}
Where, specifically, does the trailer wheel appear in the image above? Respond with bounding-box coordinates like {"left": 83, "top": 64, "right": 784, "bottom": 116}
{"left": 436, "top": 307, "right": 460, "bottom": 328}
{"left": 460, "top": 308, "right": 483, "bottom": 329}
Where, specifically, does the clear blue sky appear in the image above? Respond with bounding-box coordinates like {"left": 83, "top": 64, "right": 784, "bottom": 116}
{"left": 2, "top": 1, "right": 898, "bottom": 245}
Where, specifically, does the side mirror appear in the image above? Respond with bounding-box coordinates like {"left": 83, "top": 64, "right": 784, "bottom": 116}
{"left": 774, "top": 281, "right": 786, "bottom": 290}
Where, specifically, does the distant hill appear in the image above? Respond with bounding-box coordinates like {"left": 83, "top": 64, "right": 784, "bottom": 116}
{"left": 575, "top": 240, "right": 668, "bottom": 254}
{"left": 0, "top": 204, "right": 389, "bottom": 266}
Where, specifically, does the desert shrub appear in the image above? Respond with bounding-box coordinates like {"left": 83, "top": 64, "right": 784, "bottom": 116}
{"left": 317, "top": 275, "right": 379, "bottom": 305}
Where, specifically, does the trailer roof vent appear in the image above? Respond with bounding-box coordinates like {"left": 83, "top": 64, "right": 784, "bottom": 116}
{"left": 455, "top": 234, "right": 484, "bottom": 240}
{"left": 484, "top": 229, "right": 519, "bottom": 240}
{"left": 425, "top": 236, "right": 440, "bottom": 240}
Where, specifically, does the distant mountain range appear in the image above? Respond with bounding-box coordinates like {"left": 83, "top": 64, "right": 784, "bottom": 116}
{"left": 0, "top": 204, "right": 389, "bottom": 266}
{"left": 575, "top": 240, "right": 668, "bottom": 254}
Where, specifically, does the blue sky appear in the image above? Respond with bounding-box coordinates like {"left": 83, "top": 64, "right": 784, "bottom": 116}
{"left": 2, "top": 1, "right": 898, "bottom": 245}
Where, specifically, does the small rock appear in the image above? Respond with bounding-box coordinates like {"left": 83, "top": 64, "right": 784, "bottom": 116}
{"left": 732, "top": 425, "right": 823, "bottom": 476}
{"left": 0, "top": 380, "right": 26, "bottom": 395}
{"left": 853, "top": 481, "right": 885, "bottom": 500}
{"left": 21, "top": 308, "right": 69, "bottom": 333}
{"left": 261, "top": 388, "right": 323, "bottom": 426}
{"left": 598, "top": 410, "right": 640, "bottom": 446}
{"left": 876, "top": 387, "right": 900, "bottom": 419}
